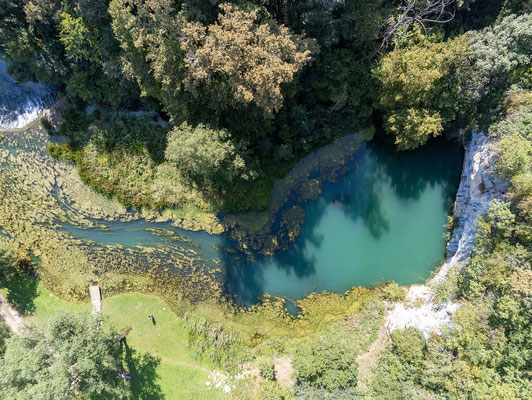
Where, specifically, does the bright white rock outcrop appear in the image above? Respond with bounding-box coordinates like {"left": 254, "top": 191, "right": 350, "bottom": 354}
{"left": 387, "top": 132, "right": 507, "bottom": 338}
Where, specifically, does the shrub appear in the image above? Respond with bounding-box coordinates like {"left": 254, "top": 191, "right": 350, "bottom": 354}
{"left": 496, "top": 134, "right": 532, "bottom": 180}
{"left": 0, "top": 245, "right": 15, "bottom": 284}
{"left": 381, "top": 282, "right": 407, "bottom": 302}
{"left": 165, "top": 122, "right": 258, "bottom": 190}
{"left": 432, "top": 268, "right": 459, "bottom": 303}
{"left": 294, "top": 382, "right": 360, "bottom": 399}
{"left": 293, "top": 329, "right": 358, "bottom": 390}
{"left": 47, "top": 143, "right": 78, "bottom": 163}
{"left": 255, "top": 381, "right": 295, "bottom": 400}
{"left": 257, "top": 356, "right": 276, "bottom": 381}
{"left": 40, "top": 117, "right": 55, "bottom": 134}
{"left": 182, "top": 313, "right": 250, "bottom": 372}
{"left": 0, "top": 323, "right": 9, "bottom": 355}
{"left": 391, "top": 327, "right": 426, "bottom": 364}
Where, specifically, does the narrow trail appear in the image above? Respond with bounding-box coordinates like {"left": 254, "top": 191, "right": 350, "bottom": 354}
{"left": 356, "top": 314, "right": 389, "bottom": 388}
{"left": 0, "top": 293, "right": 24, "bottom": 333}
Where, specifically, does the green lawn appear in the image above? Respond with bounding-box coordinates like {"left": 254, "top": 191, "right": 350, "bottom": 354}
{"left": 1, "top": 273, "right": 224, "bottom": 400}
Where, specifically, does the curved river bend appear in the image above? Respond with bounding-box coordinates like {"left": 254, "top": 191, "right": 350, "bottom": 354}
{"left": 62, "top": 139, "right": 463, "bottom": 306}
{"left": 0, "top": 61, "right": 463, "bottom": 306}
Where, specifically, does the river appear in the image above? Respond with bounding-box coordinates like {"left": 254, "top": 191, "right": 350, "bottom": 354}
{"left": 60, "top": 138, "right": 463, "bottom": 306}
{"left": 0, "top": 63, "right": 463, "bottom": 306}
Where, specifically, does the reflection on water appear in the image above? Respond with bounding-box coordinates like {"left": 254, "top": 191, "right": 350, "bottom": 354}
{"left": 223, "top": 139, "right": 463, "bottom": 305}
{"left": 55, "top": 138, "right": 462, "bottom": 306}
{"left": 0, "top": 57, "right": 464, "bottom": 306}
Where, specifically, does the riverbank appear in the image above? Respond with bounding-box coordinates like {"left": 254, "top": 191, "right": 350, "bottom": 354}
{"left": 387, "top": 132, "right": 508, "bottom": 337}
{"left": 45, "top": 103, "right": 373, "bottom": 254}
{"left": 0, "top": 99, "right": 461, "bottom": 304}
{"left": 1, "top": 93, "right": 512, "bottom": 400}
{"left": 0, "top": 84, "right": 470, "bottom": 339}
{"left": 0, "top": 109, "right": 384, "bottom": 352}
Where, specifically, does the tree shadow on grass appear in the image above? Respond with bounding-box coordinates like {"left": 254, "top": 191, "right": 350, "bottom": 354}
{"left": 5, "top": 272, "right": 38, "bottom": 315}
{"left": 121, "top": 338, "right": 164, "bottom": 400}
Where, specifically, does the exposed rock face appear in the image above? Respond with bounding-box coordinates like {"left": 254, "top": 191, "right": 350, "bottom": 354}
{"left": 42, "top": 96, "right": 68, "bottom": 130}
{"left": 0, "top": 61, "right": 52, "bottom": 129}
{"left": 387, "top": 286, "right": 461, "bottom": 339}
{"left": 387, "top": 132, "right": 508, "bottom": 338}
{"left": 435, "top": 132, "right": 507, "bottom": 282}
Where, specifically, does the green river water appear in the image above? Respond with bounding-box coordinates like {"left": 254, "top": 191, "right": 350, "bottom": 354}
{"left": 0, "top": 62, "right": 463, "bottom": 306}
{"left": 59, "top": 137, "right": 463, "bottom": 306}
{"left": 225, "top": 138, "right": 463, "bottom": 305}
{"left": 1, "top": 118, "right": 463, "bottom": 306}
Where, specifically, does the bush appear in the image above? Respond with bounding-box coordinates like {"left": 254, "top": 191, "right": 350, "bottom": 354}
{"left": 254, "top": 381, "right": 295, "bottom": 400}
{"left": 165, "top": 122, "right": 258, "bottom": 190}
{"left": 257, "top": 356, "right": 276, "bottom": 381}
{"left": 0, "top": 245, "right": 15, "bottom": 284}
{"left": 432, "top": 268, "right": 459, "bottom": 303}
{"left": 294, "top": 382, "right": 360, "bottom": 400}
{"left": 381, "top": 282, "right": 407, "bottom": 302}
{"left": 293, "top": 329, "right": 358, "bottom": 390}
{"left": 391, "top": 327, "right": 426, "bottom": 364}
{"left": 0, "top": 323, "right": 10, "bottom": 355}
{"left": 496, "top": 134, "right": 532, "bottom": 179}
{"left": 182, "top": 313, "right": 250, "bottom": 372}
{"left": 40, "top": 117, "right": 55, "bottom": 134}
{"left": 47, "top": 143, "right": 78, "bottom": 163}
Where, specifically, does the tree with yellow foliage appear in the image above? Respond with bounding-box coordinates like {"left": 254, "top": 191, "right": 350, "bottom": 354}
{"left": 180, "top": 3, "right": 317, "bottom": 116}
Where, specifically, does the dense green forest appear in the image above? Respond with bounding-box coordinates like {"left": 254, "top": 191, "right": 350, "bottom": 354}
{"left": 0, "top": 0, "right": 531, "bottom": 399}
{"left": 1, "top": 0, "right": 528, "bottom": 212}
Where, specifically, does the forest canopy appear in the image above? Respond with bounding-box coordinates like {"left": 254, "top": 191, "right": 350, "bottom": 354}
{"left": 1, "top": 0, "right": 529, "bottom": 216}
{"left": 0, "top": 1, "right": 531, "bottom": 399}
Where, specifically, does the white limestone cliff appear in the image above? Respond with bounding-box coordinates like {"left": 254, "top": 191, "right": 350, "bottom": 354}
{"left": 387, "top": 132, "right": 508, "bottom": 338}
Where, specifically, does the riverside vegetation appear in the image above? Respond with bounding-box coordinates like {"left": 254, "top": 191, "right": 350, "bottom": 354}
{"left": 0, "top": 1, "right": 531, "bottom": 399}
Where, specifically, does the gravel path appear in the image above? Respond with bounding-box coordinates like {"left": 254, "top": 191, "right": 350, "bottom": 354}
{"left": 0, "top": 293, "right": 24, "bottom": 333}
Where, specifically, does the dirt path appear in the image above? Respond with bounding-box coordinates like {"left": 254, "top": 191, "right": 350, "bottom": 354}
{"left": 356, "top": 315, "right": 389, "bottom": 388}
{"left": 274, "top": 356, "right": 294, "bottom": 387}
{"left": 0, "top": 294, "right": 24, "bottom": 333}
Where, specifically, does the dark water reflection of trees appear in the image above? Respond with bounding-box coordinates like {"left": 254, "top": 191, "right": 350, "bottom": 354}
{"left": 223, "top": 138, "right": 463, "bottom": 306}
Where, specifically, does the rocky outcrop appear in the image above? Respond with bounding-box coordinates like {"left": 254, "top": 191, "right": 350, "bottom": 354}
{"left": 434, "top": 132, "right": 507, "bottom": 282}
{"left": 42, "top": 96, "right": 68, "bottom": 130}
{"left": 387, "top": 286, "right": 461, "bottom": 339}
{"left": 387, "top": 132, "right": 508, "bottom": 338}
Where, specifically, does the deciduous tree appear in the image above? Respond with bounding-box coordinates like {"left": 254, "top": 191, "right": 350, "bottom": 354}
{"left": 180, "top": 3, "right": 317, "bottom": 116}
{"left": 376, "top": 33, "right": 470, "bottom": 149}
{"left": 0, "top": 311, "right": 128, "bottom": 400}
{"left": 165, "top": 122, "right": 257, "bottom": 190}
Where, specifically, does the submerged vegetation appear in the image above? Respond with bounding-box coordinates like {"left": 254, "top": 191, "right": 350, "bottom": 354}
{"left": 0, "top": 0, "right": 531, "bottom": 399}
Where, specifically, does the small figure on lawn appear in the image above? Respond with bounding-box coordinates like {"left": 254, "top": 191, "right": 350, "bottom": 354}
{"left": 118, "top": 369, "right": 132, "bottom": 381}
{"left": 148, "top": 314, "right": 156, "bottom": 325}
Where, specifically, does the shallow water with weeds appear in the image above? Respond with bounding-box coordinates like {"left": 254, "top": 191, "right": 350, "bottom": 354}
{"left": 0, "top": 116, "right": 462, "bottom": 307}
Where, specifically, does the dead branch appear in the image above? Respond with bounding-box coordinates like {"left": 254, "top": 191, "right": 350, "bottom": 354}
{"left": 380, "top": 0, "right": 457, "bottom": 49}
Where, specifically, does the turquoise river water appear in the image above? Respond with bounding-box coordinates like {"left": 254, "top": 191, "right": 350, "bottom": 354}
{"left": 63, "top": 138, "right": 463, "bottom": 306}
{"left": 0, "top": 61, "right": 463, "bottom": 305}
